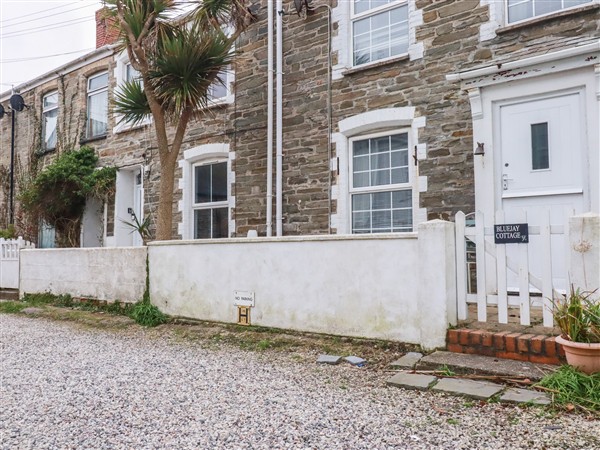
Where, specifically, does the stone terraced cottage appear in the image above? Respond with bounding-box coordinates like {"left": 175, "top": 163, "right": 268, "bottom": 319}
{"left": 1, "top": 0, "right": 598, "bottom": 248}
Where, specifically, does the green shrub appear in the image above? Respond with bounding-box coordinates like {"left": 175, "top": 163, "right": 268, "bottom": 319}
{"left": 0, "top": 301, "right": 27, "bottom": 314}
{"left": 131, "top": 301, "right": 167, "bottom": 327}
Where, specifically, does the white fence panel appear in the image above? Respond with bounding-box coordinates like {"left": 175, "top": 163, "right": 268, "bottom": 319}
{"left": 0, "top": 237, "right": 35, "bottom": 289}
{"left": 456, "top": 210, "right": 565, "bottom": 329}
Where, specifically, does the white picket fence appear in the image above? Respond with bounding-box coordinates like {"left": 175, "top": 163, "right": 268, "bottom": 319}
{"left": 0, "top": 237, "right": 35, "bottom": 289}
{"left": 455, "top": 210, "right": 567, "bottom": 328}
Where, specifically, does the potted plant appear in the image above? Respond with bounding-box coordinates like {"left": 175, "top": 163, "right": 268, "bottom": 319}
{"left": 553, "top": 287, "right": 600, "bottom": 374}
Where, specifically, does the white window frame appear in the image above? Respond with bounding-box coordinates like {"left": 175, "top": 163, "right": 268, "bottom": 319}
{"left": 505, "top": 0, "right": 593, "bottom": 24}
{"left": 207, "top": 66, "right": 234, "bottom": 105}
{"left": 351, "top": 0, "right": 410, "bottom": 68}
{"left": 42, "top": 90, "right": 58, "bottom": 152}
{"left": 178, "top": 143, "right": 235, "bottom": 240}
{"left": 113, "top": 52, "right": 152, "bottom": 133}
{"left": 191, "top": 159, "right": 230, "bottom": 239}
{"left": 86, "top": 71, "right": 108, "bottom": 139}
{"left": 332, "top": 107, "right": 427, "bottom": 234}
{"left": 349, "top": 129, "right": 413, "bottom": 233}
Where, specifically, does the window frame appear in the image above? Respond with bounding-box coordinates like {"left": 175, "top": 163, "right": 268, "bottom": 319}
{"left": 41, "top": 90, "right": 58, "bottom": 152}
{"left": 191, "top": 158, "right": 230, "bottom": 239}
{"left": 349, "top": 129, "right": 414, "bottom": 233}
{"left": 505, "top": 0, "right": 593, "bottom": 25}
{"left": 350, "top": 0, "right": 410, "bottom": 68}
{"left": 86, "top": 71, "right": 109, "bottom": 139}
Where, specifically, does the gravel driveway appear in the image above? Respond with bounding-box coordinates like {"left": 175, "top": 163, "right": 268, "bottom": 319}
{"left": 1, "top": 315, "right": 598, "bottom": 450}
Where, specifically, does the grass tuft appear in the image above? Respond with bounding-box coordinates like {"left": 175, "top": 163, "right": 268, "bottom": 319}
{"left": 0, "top": 301, "right": 28, "bottom": 314}
{"left": 131, "top": 301, "right": 167, "bottom": 327}
{"left": 537, "top": 365, "right": 600, "bottom": 412}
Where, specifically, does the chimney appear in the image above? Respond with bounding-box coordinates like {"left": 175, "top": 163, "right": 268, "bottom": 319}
{"left": 95, "top": 7, "right": 119, "bottom": 48}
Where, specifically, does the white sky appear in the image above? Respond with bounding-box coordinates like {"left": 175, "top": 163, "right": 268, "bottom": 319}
{"left": 0, "top": 0, "right": 104, "bottom": 93}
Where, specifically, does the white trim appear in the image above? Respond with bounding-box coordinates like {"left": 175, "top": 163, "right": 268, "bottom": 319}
{"left": 506, "top": 0, "right": 596, "bottom": 26}
{"left": 332, "top": 107, "right": 426, "bottom": 233}
{"left": 447, "top": 41, "right": 600, "bottom": 86}
{"left": 177, "top": 143, "right": 234, "bottom": 239}
{"left": 332, "top": 0, "right": 422, "bottom": 80}
{"left": 113, "top": 51, "right": 152, "bottom": 133}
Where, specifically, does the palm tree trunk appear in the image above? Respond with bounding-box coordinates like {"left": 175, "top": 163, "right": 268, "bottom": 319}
{"left": 155, "top": 155, "right": 177, "bottom": 241}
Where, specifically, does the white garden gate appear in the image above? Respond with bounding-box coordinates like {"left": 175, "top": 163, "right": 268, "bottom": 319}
{"left": 0, "top": 237, "right": 35, "bottom": 289}
{"left": 455, "top": 210, "right": 569, "bottom": 329}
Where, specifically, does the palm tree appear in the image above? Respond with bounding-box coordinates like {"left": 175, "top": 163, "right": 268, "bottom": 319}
{"left": 106, "top": 0, "right": 254, "bottom": 240}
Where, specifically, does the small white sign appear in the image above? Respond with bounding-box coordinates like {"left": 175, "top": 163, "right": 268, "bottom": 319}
{"left": 234, "top": 290, "right": 255, "bottom": 307}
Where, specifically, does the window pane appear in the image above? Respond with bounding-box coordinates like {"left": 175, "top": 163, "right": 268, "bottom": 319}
{"left": 352, "top": 193, "right": 370, "bottom": 211}
{"left": 536, "top": 0, "right": 561, "bottom": 15}
{"left": 390, "top": 133, "right": 408, "bottom": 150}
{"left": 353, "top": 155, "right": 369, "bottom": 172}
{"left": 391, "top": 168, "right": 408, "bottom": 184}
{"left": 393, "top": 209, "right": 412, "bottom": 229}
{"left": 87, "top": 91, "right": 108, "bottom": 137}
{"left": 392, "top": 190, "right": 411, "bottom": 208}
{"left": 372, "top": 136, "right": 389, "bottom": 153}
{"left": 43, "top": 108, "right": 58, "bottom": 150}
{"left": 43, "top": 92, "right": 58, "bottom": 109}
{"left": 391, "top": 150, "right": 408, "bottom": 168}
{"left": 194, "top": 209, "right": 211, "bottom": 239}
{"left": 565, "top": 0, "right": 591, "bottom": 6}
{"left": 531, "top": 122, "right": 549, "bottom": 170}
{"left": 195, "top": 165, "right": 211, "bottom": 203}
{"left": 211, "top": 162, "right": 228, "bottom": 202}
{"left": 372, "top": 191, "right": 391, "bottom": 210}
{"left": 372, "top": 210, "right": 391, "bottom": 230}
{"left": 353, "top": 172, "right": 370, "bottom": 188}
{"left": 371, "top": 152, "right": 389, "bottom": 170}
{"left": 88, "top": 72, "right": 108, "bottom": 91}
{"left": 371, "top": 169, "right": 390, "bottom": 186}
{"left": 507, "top": 0, "right": 533, "bottom": 22}
{"left": 212, "top": 208, "right": 229, "bottom": 238}
{"left": 353, "top": 139, "right": 369, "bottom": 156}
{"left": 352, "top": 211, "right": 371, "bottom": 231}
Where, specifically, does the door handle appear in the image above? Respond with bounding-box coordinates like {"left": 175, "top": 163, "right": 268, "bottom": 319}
{"left": 502, "top": 174, "right": 513, "bottom": 191}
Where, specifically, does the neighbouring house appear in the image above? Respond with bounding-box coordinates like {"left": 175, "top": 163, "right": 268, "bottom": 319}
{"left": 4, "top": 0, "right": 599, "bottom": 348}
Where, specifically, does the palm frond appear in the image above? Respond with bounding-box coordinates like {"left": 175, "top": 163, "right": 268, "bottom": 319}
{"left": 113, "top": 79, "right": 152, "bottom": 126}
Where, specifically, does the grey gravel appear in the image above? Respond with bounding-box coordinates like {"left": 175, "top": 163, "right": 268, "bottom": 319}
{"left": 1, "top": 315, "right": 599, "bottom": 450}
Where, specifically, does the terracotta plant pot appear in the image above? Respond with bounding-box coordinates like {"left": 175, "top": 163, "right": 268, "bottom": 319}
{"left": 555, "top": 335, "right": 600, "bottom": 375}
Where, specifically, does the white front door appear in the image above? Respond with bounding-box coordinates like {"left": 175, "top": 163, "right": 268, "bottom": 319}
{"left": 497, "top": 91, "right": 588, "bottom": 291}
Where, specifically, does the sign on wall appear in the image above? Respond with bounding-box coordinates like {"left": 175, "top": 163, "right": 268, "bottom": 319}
{"left": 494, "top": 223, "right": 529, "bottom": 244}
{"left": 234, "top": 290, "right": 255, "bottom": 307}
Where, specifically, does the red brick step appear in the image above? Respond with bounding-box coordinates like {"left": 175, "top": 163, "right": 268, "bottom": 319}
{"left": 447, "top": 328, "right": 565, "bottom": 366}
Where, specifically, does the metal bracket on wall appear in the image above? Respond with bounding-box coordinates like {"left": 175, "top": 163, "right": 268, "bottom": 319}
{"left": 413, "top": 146, "right": 418, "bottom": 166}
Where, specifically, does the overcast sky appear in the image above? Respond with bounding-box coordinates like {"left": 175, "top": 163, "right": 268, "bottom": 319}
{"left": 0, "top": 0, "right": 104, "bottom": 94}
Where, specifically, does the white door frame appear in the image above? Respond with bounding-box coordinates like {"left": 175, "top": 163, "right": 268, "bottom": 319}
{"left": 470, "top": 63, "right": 599, "bottom": 226}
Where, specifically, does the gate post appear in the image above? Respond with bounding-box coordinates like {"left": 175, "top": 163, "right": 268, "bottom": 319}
{"left": 569, "top": 213, "right": 600, "bottom": 300}
{"left": 418, "top": 220, "right": 457, "bottom": 350}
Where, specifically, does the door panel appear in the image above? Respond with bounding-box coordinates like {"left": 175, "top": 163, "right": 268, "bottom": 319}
{"left": 498, "top": 93, "right": 587, "bottom": 292}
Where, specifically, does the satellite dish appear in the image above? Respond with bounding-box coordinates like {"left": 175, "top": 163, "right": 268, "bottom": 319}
{"left": 9, "top": 94, "right": 25, "bottom": 112}
{"left": 0, "top": 104, "right": 4, "bottom": 119}
{"left": 293, "top": 0, "right": 313, "bottom": 15}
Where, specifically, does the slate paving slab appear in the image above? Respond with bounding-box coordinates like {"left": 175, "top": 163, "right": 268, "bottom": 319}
{"left": 500, "top": 388, "right": 551, "bottom": 405}
{"left": 317, "top": 355, "right": 342, "bottom": 365}
{"left": 432, "top": 378, "right": 504, "bottom": 400}
{"left": 389, "top": 352, "right": 423, "bottom": 369}
{"left": 344, "top": 356, "right": 366, "bottom": 366}
{"left": 386, "top": 372, "right": 437, "bottom": 391}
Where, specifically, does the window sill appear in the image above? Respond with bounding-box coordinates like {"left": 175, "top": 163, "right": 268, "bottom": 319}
{"left": 342, "top": 54, "right": 409, "bottom": 77}
{"left": 497, "top": 3, "right": 599, "bottom": 35}
{"left": 35, "top": 148, "right": 56, "bottom": 157}
{"left": 113, "top": 117, "right": 153, "bottom": 134}
{"left": 80, "top": 134, "right": 108, "bottom": 145}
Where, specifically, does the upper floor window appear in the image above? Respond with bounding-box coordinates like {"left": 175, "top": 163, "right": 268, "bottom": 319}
{"left": 208, "top": 68, "right": 231, "bottom": 102}
{"left": 352, "top": 0, "right": 409, "bottom": 66}
{"left": 507, "top": 0, "right": 592, "bottom": 23}
{"left": 193, "top": 161, "right": 229, "bottom": 238}
{"left": 42, "top": 91, "right": 58, "bottom": 151}
{"left": 126, "top": 63, "right": 141, "bottom": 83}
{"left": 350, "top": 131, "right": 412, "bottom": 233}
{"left": 86, "top": 72, "right": 108, "bottom": 139}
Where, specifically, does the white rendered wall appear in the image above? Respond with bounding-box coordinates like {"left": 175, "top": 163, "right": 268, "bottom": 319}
{"left": 569, "top": 213, "right": 600, "bottom": 301}
{"left": 20, "top": 247, "right": 147, "bottom": 303}
{"left": 150, "top": 221, "right": 456, "bottom": 348}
